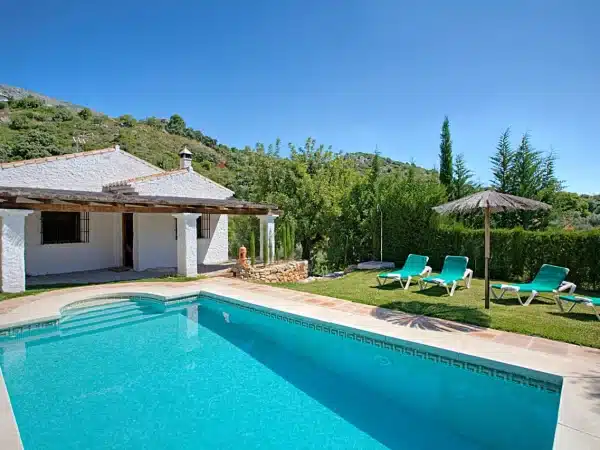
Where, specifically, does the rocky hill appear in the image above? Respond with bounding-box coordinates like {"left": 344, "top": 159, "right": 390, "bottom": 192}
{"left": 0, "top": 85, "right": 433, "bottom": 189}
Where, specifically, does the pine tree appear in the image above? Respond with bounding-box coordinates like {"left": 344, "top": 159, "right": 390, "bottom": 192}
{"left": 249, "top": 231, "right": 256, "bottom": 266}
{"left": 452, "top": 154, "right": 474, "bottom": 199}
{"left": 439, "top": 116, "right": 453, "bottom": 191}
{"left": 490, "top": 128, "right": 514, "bottom": 194}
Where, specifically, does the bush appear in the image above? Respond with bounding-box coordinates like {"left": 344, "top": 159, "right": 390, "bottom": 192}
{"left": 0, "top": 102, "right": 7, "bottom": 110}
{"left": 118, "top": 114, "right": 136, "bottom": 128}
{"left": 10, "top": 95, "right": 44, "bottom": 109}
{"left": 9, "top": 115, "right": 32, "bottom": 130}
{"left": 401, "top": 226, "right": 600, "bottom": 290}
{"left": 52, "top": 106, "right": 74, "bottom": 122}
{"left": 78, "top": 107, "right": 92, "bottom": 120}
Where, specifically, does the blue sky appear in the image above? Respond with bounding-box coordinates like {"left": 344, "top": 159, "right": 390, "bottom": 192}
{"left": 2, "top": 1, "right": 599, "bottom": 192}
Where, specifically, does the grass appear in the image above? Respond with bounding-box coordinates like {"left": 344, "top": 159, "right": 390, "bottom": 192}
{"left": 277, "top": 271, "right": 600, "bottom": 349}
{"left": 0, "top": 275, "right": 205, "bottom": 303}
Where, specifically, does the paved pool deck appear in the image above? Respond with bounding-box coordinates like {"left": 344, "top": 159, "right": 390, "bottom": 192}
{"left": 1, "top": 277, "right": 599, "bottom": 449}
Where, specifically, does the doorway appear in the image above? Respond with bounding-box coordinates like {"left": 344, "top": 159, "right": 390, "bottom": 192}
{"left": 122, "top": 213, "right": 134, "bottom": 268}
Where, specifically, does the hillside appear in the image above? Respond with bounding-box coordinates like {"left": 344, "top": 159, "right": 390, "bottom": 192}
{"left": 0, "top": 85, "right": 433, "bottom": 191}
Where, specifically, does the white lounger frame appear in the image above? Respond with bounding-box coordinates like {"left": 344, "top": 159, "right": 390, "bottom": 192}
{"left": 491, "top": 282, "right": 576, "bottom": 306}
{"left": 553, "top": 293, "right": 600, "bottom": 320}
{"left": 378, "top": 266, "right": 432, "bottom": 290}
{"left": 418, "top": 269, "right": 473, "bottom": 297}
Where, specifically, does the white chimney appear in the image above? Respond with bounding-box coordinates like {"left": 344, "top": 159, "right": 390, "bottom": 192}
{"left": 179, "top": 147, "right": 193, "bottom": 170}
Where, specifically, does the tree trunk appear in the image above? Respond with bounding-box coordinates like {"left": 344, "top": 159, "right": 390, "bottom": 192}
{"left": 301, "top": 239, "right": 311, "bottom": 261}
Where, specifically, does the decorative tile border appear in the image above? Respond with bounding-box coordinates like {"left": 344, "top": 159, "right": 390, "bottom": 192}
{"left": 201, "top": 292, "right": 562, "bottom": 394}
{"left": 0, "top": 319, "right": 58, "bottom": 338}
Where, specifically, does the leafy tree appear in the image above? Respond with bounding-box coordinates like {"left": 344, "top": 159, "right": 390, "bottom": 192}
{"left": 438, "top": 116, "right": 453, "bottom": 191}
{"left": 452, "top": 153, "right": 474, "bottom": 199}
{"left": 166, "top": 114, "right": 186, "bottom": 135}
{"left": 490, "top": 128, "right": 513, "bottom": 193}
{"left": 143, "top": 116, "right": 163, "bottom": 129}
{"left": 52, "top": 106, "right": 74, "bottom": 122}
{"left": 249, "top": 231, "right": 256, "bottom": 265}
{"left": 78, "top": 107, "right": 92, "bottom": 120}
{"left": 511, "top": 133, "right": 541, "bottom": 199}
{"left": 118, "top": 114, "right": 136, "bottom": 128}
{"left": 9, "top": 129, "right": 61, "bottom": 160}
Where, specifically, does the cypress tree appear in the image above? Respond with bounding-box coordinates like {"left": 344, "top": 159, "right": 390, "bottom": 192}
{"left": 439, "top": 116, "right": 453, "bottom": 191}
{"left": 490, "top": 128, "right": 514, "bottom": 194}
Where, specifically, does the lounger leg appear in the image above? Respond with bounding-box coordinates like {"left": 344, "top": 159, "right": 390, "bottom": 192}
{"left": 567, "top": 302, "right": 577, "bottom": 313}
{"left": 449, "top": 282, "right": 457, "bottom": 297}
{"left": 523, "top": 291, "right": 538, "bottom": 306}
{"left": 491, "top": 288, "right": 505, "bottom": 300}
{"left": 377, "top": 277, "right": 384, "bottom": 287}
{"left": 404, "top": 276, "right": 411, "bottom": 291}
{"left": 398, "top": 278, "right": 405, "bottom": 289}
{"left": 553, "top": 294, "right": 566, "bottom": 312}
{"left": 419, "top": 280, "right": 425, "bottom": 291}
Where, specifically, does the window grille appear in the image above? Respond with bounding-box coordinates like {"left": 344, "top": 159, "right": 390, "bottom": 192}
{"left": 197, "top": 214, "right": 211, "bottom": 239}
{"left": 41, "top": 212, "right": 90, "bottom": 245}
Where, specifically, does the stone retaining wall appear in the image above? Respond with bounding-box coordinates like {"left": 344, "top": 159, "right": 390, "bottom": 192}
{"left": 233, "top": 260, "right": 308, "bottom": 283}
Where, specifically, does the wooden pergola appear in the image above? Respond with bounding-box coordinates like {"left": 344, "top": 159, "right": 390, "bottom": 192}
{"left": 0, "top": 186, "right": 281, "bottom": 216}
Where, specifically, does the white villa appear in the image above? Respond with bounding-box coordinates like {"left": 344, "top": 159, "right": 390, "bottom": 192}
{"left": 0, "top": 146, "right": 279, "bottom": 292}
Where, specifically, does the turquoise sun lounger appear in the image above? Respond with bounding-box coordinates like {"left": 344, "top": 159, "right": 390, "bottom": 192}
{"left": 490, "top": 264, "right": 575, "bottom": 306}
{"left": 376, "top": 254, "right": 431, "bottom": 289}
{"left": 418, "top": 255, "right": 473, "bottom": 297}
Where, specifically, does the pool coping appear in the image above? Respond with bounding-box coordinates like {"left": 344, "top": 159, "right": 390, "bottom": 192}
{"left": 0, "top": 279, "right": 599, "bottom": 449}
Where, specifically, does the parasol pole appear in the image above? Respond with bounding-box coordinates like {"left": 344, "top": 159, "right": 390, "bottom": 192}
{"left": 484, "top": 204, "right": 491, "bottom": 309}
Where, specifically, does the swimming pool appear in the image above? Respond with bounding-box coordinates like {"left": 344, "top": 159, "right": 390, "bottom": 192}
{"left": 0, "top": 294, "right": 561, "bottom": 449}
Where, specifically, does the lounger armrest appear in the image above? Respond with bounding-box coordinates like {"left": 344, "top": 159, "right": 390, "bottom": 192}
{"left": 421, "top": 266, "right": 432, "bottom": 277}
{"left": 557, "top": 282, "right": 576, "bottom": 294}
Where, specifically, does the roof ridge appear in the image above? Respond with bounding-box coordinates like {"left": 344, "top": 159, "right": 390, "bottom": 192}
{"left": 0, "top": 147, "right": 116, "bottom": 169}
{"left": 104, "top": 169, "right": 188, "bottom": 187}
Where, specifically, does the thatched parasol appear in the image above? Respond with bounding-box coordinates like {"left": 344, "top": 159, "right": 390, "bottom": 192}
{"left": 433, "top": 190, "right": 551, "bottom": 309}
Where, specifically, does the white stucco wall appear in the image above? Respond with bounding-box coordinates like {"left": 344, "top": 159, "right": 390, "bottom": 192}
{"left": 131, "top": 170, "right": 233, "bottom": 199}
{"left": 133, "top": 213, "right": 177, "bottom": 271}
{"left": 25, "top": 212, "right": 122, "bottom": 276}
{"left": 0, "top": 149, "right": 161, "bottom": 192}
{"left": 198, "top": 214, "right": 228, "bottom": 264}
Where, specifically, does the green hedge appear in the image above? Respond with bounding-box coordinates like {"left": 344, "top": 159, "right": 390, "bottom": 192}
{"left": 383, "top": 226, "right": 600, "bottom": 290}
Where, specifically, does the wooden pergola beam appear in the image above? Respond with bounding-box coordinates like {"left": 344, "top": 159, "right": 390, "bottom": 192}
{"left": 0, "top": 202, "right": 277, "bottom": 216}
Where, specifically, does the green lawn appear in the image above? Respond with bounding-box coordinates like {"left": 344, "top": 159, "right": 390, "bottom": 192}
{"left": 0, "top": 275, "right": 205, "bottom": 303}
{"left": 278, "top": 271, "right": 600, "bottom": 349}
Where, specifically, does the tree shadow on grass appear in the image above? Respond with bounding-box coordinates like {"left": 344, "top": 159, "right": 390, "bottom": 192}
{"left": 374, "top": 300, "right": 490, "bottom": 331}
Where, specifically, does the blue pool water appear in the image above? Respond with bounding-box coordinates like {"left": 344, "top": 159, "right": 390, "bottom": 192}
{"left": 0, "top": 296, "right": 560, "bottom": 449}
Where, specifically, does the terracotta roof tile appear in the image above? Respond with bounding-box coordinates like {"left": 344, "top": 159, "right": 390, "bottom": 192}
{"left": 0, "top": 147, "right": 116, "bottom": 169}
{"left": 104, "top": 169, "right": 187, "bottom": 188}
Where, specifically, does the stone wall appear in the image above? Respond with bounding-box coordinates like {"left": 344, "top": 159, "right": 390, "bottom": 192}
{"left": 233, "top": 260, "right": 308, "bottom": 283}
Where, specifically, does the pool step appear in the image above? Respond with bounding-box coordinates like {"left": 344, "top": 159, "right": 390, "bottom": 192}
{"left": 60, "top": 302, "right": 162, "bottom": 335}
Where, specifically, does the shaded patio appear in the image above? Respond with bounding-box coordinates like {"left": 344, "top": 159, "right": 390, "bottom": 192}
{"left": 27, "top": 262, "right": 235, "bottom": 287}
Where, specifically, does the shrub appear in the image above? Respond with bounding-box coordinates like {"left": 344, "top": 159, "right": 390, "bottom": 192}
{"left": 0, "top": 102, "right": 7, "bottom": 110}
{"left": 78, "top": 107, "right": 92, "bottom": 120}
{"left": 118, "top": 114, "right": 137, "bottom": 128}
{"left": 143, "top": 116, "right": 163, "bottom": 129}
{"left": 10, "top": 95, "right": 44, "bottom": 109}
{"left": 9, "top": 115, "right": 32, "bottom": 130}
{"left": 52, "top": 106, "right": 74, "bottom": 122}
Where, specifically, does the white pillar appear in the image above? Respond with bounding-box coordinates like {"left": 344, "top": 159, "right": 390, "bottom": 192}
{"left": 173, "top": 213, "right": 200, "bottom": 277}
{"left": 0, "top": 209, "right": 33, "bottom": 293}
{"left": 258, "top": 214, "right": 278, "bottom": 263}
